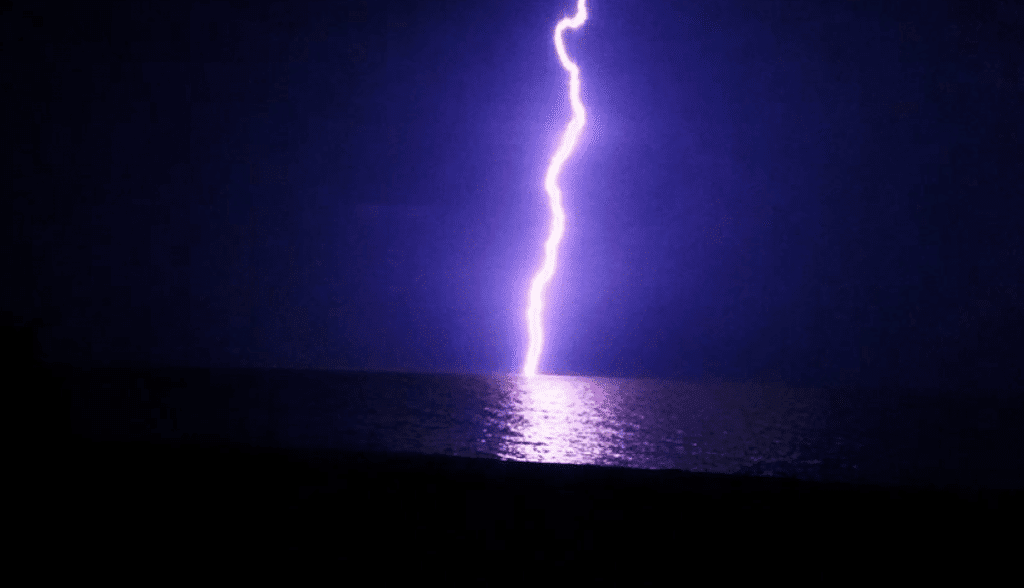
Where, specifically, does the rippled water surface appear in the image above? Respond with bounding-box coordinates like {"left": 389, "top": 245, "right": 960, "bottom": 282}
{"left": 72, "top": 367, "right": 1024, "bottom": 490}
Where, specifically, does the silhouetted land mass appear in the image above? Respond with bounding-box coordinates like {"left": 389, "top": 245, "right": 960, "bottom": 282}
{"left": 5, "top": 316, "right": 43, "bottom": 370}
{"left": 63, "top": 437, "right": 1017, "bottom": 566}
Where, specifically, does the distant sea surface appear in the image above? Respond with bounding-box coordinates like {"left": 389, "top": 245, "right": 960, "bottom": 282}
{"left": 67, "top": 367, "right": 1024, "bottom": 490}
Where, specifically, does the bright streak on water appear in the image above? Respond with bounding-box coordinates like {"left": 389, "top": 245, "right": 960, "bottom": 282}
{"left": 71, "top": 367, "right": 1024, "bottom": 489}
{"left": 524, "top": 0, "right": 589, "bottom": 377}
{"left": 504, "top": 373, "right": 622, "bottom": 464}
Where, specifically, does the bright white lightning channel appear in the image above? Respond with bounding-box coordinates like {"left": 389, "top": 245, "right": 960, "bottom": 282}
{"left": 523, "top": 0, "right": 588, "bottom": 377}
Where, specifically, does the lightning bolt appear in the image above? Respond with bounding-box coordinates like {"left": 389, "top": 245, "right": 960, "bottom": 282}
{"left": 524, "top": 0, "right": 588, "bottom": 377}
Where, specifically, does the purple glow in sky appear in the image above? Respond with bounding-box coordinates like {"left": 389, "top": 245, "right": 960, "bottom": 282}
{"left": 524, "top": 0, "right": 589, "bottom": 377}
{"left": 16, "top": 0, "right": 1023, "bottom": 394}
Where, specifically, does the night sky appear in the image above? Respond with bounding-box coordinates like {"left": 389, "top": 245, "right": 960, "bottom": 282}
{"left": 8, "top": 0, "right": 1023, "bottom": 393}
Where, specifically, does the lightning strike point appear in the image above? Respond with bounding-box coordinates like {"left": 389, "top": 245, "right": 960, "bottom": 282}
{"left": 523, "top": 0, "right": 588, "bottom": 377}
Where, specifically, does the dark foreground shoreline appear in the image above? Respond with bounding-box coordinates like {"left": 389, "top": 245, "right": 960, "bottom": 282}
{"left": 64, "top": 435, "right": 1018, "bottom": 564}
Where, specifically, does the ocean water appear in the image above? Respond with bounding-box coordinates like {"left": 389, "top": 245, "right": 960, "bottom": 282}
{"left": 69, "top": 367, "right": 1024, "bottom": 491}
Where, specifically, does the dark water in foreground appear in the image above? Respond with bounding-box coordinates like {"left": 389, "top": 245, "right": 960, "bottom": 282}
{"left": 68, "top": 367, "right": 1023, "bottom": 490}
